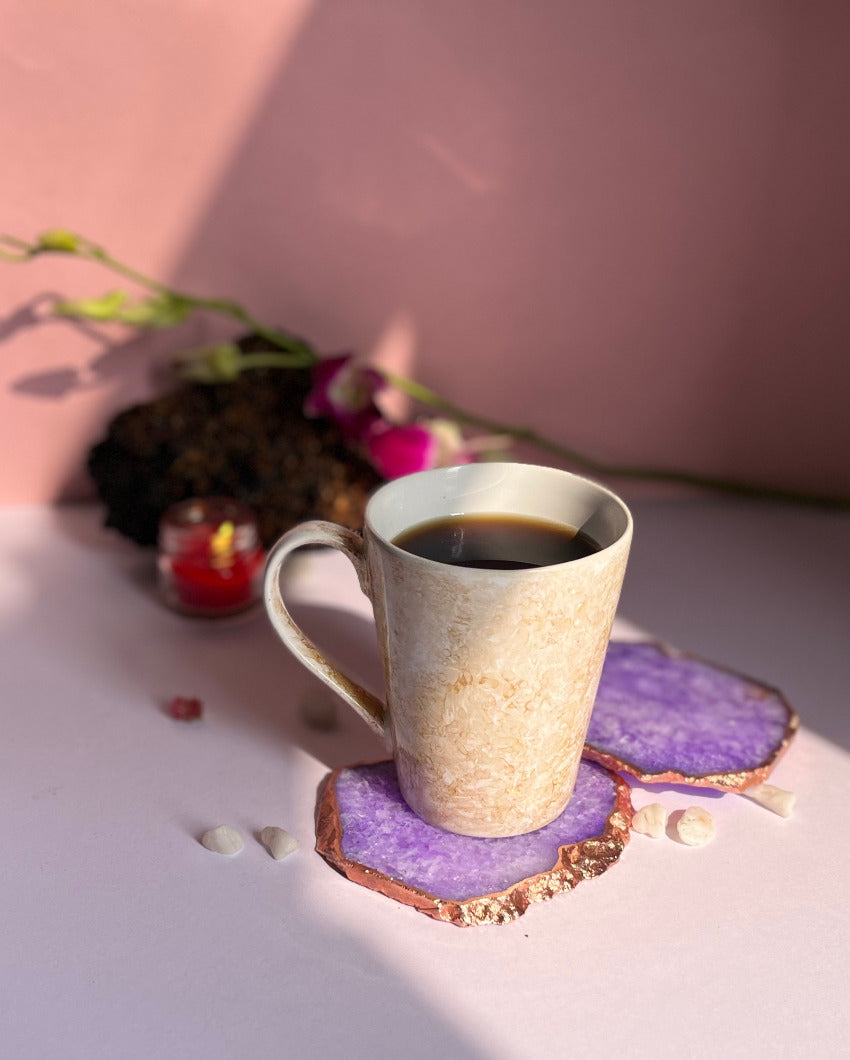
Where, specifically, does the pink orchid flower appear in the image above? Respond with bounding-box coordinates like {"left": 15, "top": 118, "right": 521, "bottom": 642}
{"left": 364, "top": 419, "right": 473, "bottom": 479}
{"left": 303, "top": 354, "right": 385, "bottom": 439}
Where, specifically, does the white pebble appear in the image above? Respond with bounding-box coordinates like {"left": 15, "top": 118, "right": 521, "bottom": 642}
{"left": 742, "top": 783, "right": 796, "bottom": 818}
{"left": 260, "top": 826, "right": 299, "bottom": 861}
{"left": 676, "top": 807, "right": 716, "bottom": 847}
{"left": 201, "top": 825, "right": 244, "bottom": 856}
{"left": 632, "top": 803, "right": 669, "bottom": 838}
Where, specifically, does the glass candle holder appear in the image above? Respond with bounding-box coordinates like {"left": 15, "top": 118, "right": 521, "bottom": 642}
{"left": 158, "top": 497, "right": 265, "bottom": 617}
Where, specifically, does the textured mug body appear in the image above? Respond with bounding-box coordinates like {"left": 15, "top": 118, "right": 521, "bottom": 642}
{"left": 265, "top": 463, "right": 632, "bottom": 838}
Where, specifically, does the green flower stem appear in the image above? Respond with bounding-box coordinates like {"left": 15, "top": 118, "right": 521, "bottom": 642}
{"left": 79, "top": 240, "right": 171, "bottom": 294}
{"left": 381, "top": 371, "right": 850, "bottom": 509}
{"left": 0, "top": 232, "right": 318, "bottom": 368}
{"left": 236, "top": 351, "right": 316, "bottom": 371}
{"left": 194, "top": 303, "right": 316, "bottom": 365}
{"left": 3, "top": 230, "right": 848, "bottom": 509}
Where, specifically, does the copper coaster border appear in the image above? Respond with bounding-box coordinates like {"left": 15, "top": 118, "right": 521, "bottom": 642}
{"left": 315, "top": 760, "right": 632, "bottom": 928}
{"left": 583, "top": 640, "right": 800, "bottom": 792}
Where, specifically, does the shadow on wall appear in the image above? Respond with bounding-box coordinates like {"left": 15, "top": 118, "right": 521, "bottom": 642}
{"left": 5, "top": 1, "right": 850, "bottom": 502}
{"left": 166, "top": 0, "right": 850, "bottom": 495}
{"left": 4, "top": 293, "right": 218, "bottom": 403}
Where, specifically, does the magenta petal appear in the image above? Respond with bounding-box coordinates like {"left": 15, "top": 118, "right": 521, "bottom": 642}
{"left": 333, "top": 406, "right": 385, "bottom": 441}
{"left": 364, "top": 424, "right": 438, "bottom": 479}
{"left": 303, "top": 355, "right": 350, "bottom": 418}
{"left": 303, "top": 356, "right": 386, "bottom": 439}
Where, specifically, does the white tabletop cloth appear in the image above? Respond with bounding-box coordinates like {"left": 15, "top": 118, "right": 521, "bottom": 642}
{"left": 1, "top": 501, "right": 847, "bottom": 1059}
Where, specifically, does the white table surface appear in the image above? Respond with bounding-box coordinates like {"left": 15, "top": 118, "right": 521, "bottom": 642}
{"left": 1, "top": 500, "right": 848, "bottom": 1060}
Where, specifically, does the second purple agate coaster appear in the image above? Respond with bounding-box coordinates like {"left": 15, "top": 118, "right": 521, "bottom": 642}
{"left": 584, "top": 640, "right": 799, "bottom": 790}
{"left": 316, "top": 759, "right": 631, "bottom": 927}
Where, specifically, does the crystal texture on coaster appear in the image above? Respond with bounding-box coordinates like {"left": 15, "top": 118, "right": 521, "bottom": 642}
{"left": 316, "top": 759, "right": 631, "bottom": 927}
{"left": 584, "top": 641, "right": 799, "bottom": 790}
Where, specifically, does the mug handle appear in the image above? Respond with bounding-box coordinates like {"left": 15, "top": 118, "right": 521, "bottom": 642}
{"left": 263, "top": 521, "right": 387, "bottom": 738}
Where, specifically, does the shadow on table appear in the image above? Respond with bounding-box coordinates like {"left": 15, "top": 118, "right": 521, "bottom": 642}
{"left": 150, "top": 600, "right": 389, "bottom": 772}
{"left": 51, "top": 506, "right": 384, "bottom": 766}
{"left": 620, "top": 498, "right": 850, "bottom": 755}
{"left": 11, "top": 508, "right": 495, "bottom": 1060}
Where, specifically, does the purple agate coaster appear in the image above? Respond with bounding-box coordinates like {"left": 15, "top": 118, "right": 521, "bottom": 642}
{"left": 316, "top": 759, "right": 631, "bottom": 927}
{"left": 584, "top": 640, "right": 799, "bottom": 790}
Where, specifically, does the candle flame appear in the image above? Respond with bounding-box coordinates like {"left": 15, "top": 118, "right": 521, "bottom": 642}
{"left": 210, "top": 520, "right": 235, "bottom": 568}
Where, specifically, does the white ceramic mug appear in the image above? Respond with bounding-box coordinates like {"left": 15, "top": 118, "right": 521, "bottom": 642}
{"left": 264, "top": 463, "right": 632, "bottom": 837}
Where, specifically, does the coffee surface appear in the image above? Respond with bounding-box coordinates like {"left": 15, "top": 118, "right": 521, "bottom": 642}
{"left": 392, "top": 514, "right": 600, "bottom": 570}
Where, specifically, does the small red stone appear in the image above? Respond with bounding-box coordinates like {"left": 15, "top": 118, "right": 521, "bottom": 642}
{"left": 166, "top": 695, "right": 203, "bottom": 721}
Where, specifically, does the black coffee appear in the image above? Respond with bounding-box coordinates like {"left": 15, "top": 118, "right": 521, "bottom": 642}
{"left": 392, "top": 514, "right": 600, "bottom": 570}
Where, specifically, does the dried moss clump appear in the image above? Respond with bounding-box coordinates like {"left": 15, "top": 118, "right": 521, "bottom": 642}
{"left": 87, "top": 363, "right": 382, "bottom": 547}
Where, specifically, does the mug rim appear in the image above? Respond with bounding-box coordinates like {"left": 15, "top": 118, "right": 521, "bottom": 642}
{"left": 364, "top": 462, "right": 632, "bottom": 575}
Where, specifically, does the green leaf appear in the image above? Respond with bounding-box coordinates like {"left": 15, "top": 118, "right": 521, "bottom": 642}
{"left": 176, "top": 342, "right": 244, "bottom": 383}
{"left": 117, "top": 292, "right": 193, "bottom": 328}
{"left": 54, "top": 290, "right": 129, "bottom": 320}
{"left": 37, "top": 229, "right": 82, "bottom": 253}
{"left": 54, "top": 290, "right": 194, "bottom": 328}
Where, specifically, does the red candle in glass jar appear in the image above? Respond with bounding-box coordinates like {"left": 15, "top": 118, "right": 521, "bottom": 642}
{"left": 158, "top": 498, "right": 265, "bottom": 617}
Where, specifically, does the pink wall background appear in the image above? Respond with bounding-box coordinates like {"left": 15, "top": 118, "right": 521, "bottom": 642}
{"left": 2, "top": 1, "right": 849, "bottom": 504}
